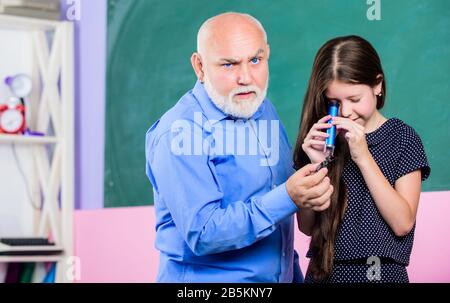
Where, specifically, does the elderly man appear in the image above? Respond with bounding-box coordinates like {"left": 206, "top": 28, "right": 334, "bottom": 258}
{"left": 145, "top": 12, "right": 333, "bottom": 282}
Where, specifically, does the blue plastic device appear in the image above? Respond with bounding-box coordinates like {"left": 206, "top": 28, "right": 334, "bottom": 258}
{"left": 324, "top": 101, "right": 339, "bottom": 157}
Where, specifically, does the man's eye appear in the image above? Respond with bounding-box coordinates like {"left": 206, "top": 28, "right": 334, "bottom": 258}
{"left": 223, "top": 63, "right": 233, "bottom": 69}
{"left": 350, "top": 99, "right": 360, "bottom": 103}
{"left": 250, "top": 57, "right": 260, "bottom": 64}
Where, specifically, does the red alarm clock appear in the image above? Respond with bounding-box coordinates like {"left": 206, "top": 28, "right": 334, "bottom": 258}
{"left": 0, "top": 100, "right": 26, "bottom": 134}
{"left": 1, "top": 74, "right": 32, "bottom": 135}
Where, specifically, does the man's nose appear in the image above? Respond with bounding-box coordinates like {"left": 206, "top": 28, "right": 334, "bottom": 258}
{"left": 237, "top": 64, "right": 252, "bottom": 85}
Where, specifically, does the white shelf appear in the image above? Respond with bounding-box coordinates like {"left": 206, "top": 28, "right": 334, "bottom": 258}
{"left": 0, "top": 242, "right": 63, "bottom": 253}
{"left": 0, "top": 15, "right": 74, "bottom": 282}
{"left": 0, "top": 14, "right": 60, "bottom": 31}
{"left": 0, "top": 134, "right": 57, "bottom": 144}
{"left": 0, "top": 255, "right": 64, "bottom": 263}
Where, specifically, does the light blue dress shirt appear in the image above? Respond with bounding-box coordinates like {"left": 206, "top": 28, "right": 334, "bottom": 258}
{"left": 145, "top": 81, "right": 302, "bottom": 282}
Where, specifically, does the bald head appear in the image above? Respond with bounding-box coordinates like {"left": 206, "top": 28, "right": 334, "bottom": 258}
{"left": 197, "top": 12, "right": 268, "bottom": 56}
{"left": 190, "top": 12, "right": 270, "bottom": 119}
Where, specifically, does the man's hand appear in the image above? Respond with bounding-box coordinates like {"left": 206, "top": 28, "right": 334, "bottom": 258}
{"left": 286, "top": 163, "right": 333, "bottom": 211}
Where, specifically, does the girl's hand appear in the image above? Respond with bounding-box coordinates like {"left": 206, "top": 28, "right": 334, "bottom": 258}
{"left": 331, "top": 117, "right": 371, "bottom": 165}
{"left": 302, "top": 115, "right": 333, "bottom": 164}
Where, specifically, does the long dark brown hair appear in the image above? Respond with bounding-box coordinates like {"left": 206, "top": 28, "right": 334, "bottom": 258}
{"left": 293, "top": 35, "right": 386, "bottom": 281}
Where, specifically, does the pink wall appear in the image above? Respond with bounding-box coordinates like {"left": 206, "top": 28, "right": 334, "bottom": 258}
{"left": 74, "top": 206, "right": 157, "bottom": 282}
{"left": 74, "top": 191, "right": 450, "bottom": 282}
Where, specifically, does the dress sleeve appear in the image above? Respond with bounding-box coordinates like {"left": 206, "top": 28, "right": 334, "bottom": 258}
{"left": 395, "top": 125, "right": 431, "bottom": 181}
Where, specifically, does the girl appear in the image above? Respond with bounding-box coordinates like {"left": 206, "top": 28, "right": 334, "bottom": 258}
{"left": 294, "top": 35, "right": 430, "bottom": 283}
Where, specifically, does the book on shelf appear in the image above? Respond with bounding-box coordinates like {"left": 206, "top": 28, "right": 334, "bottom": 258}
{"left": 31, "top": 262, "right": 47, "bottom": 283}
{"left": 1, "top": 0, "right": 60, "bottom": 11}
{"left": 4, "top": 262, "right": 21, "bottom": 283}
{"left": 2, "top": 262, "right": 54, "bottom": 283}
{"left": 0, "top": 0, "right": 60, "bottom": 20}
{"left": 42, "top": 263, "right": 55, "bottom": 283}
{"left": 19, "top": 262, "right": 35, "bottom": 283}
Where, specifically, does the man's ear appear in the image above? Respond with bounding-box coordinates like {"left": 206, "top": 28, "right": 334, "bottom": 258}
{"left": 266, "top": 44, "right": 270, "bottom": 61}
{"left": 191, "top": 53, "right": 204, "bottom": 82}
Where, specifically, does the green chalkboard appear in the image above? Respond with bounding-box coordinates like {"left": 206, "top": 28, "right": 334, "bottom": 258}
{"left": 105, "top": 0, "right": 450, "bottom": 207}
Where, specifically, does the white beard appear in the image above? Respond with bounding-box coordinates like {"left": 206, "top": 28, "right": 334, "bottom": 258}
{"left": 203, "top": 75, "right": 268, "bottom": 119}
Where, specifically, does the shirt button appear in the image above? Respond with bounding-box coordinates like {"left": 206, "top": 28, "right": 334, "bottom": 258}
{"left": 282, "top": 252, "right": 286, "bottom": 257}
{"left": 272, "top": 184, "right": 276, "bottom": 189}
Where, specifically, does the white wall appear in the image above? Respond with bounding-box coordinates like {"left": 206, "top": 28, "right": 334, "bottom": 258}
{"left": 0, "top": 29, "right": 36, "bottom": 238}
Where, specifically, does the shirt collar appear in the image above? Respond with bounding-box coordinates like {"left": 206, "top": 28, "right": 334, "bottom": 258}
{"left": 366, "top": 118, "right": 398, "bottom": 146}
{"left": 192, "top": 80, "right": 267, "bottom": 124}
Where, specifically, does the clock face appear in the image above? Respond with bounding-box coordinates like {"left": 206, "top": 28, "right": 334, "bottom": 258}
{"left": 0, "top": 109, "right": 24, "bottom": 133}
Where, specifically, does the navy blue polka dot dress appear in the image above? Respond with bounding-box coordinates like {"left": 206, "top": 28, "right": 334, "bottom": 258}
{"left": 305, "top": 118, "right": 430, "bottom": 283}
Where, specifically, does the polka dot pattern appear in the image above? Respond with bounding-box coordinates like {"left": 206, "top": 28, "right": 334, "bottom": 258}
{"left": 305, "top": 259, "right": 409, "bottom": 283}
{"left": 305, "top": 118, "right": 430, "bottom": 283}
